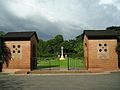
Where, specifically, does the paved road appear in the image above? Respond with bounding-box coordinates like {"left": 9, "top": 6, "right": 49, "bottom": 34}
{"left": 0, "top": 72, "right": 120, "bottom": 90}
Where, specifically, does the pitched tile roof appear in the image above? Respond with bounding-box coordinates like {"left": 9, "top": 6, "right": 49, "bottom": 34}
{"left": 83, "top": 30, "right": 117, "bottom": 39}
{"left": 3, "top": 31, "right": 39, "bottom": 42}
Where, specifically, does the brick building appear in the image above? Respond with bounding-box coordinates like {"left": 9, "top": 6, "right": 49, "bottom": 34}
{"left": 83, "top": 30, "right": 119, "bottom": 72}
{"left": 2, "top": 31, "right": 38, "bottom": 73}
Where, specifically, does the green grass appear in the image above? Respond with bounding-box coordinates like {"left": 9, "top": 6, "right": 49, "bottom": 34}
{"left": 37, "top": 57, "right": 85, "bottom": 69}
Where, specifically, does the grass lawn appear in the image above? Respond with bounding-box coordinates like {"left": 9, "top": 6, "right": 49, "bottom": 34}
{"left": 37, "top": 57, "right": 85, "bottom": 69}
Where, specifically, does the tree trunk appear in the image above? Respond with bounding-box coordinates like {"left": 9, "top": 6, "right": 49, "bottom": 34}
{"left": 0, "top": 63, "right": 2, "bottom": 72}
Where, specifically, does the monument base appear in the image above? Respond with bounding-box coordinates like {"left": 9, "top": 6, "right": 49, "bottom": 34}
{"left": 60, "top": 57, "right": 65, "bottom": 60}
{"left": 60, "top": 55, "right": 65, "bottom": 60}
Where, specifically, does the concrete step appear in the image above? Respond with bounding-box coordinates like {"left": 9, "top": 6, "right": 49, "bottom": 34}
{"left": 15, "top": 71, "right": 29, "bottom": 74}
{"left": 88, "top": 68, "right": 103, "bottom": 73}
{"left": 29, "top": 70, "right": 90, "bottom": 74}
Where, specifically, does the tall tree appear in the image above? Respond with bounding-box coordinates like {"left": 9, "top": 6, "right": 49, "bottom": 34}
{"left": 0, "top": 31, "right": 5, "bottom": 62}
{"left": 54, "top": 35, "right": 64, "bottom": 44}
{"left": 36, "top": 34, "right": 84, "bottom": 58}
{"left": 46, "top": 35, "right": 64, "bottom": 54}
{"left": 74, "top": 34, "right": 84, "bottom": 57}
{"left": 0, "top": 31, "right": 4, "bottom": 36}
{"left": 54, "top": 35, "right": 64, "bottom": 53}
{"left": 106, "top": 26, "right": 120, "bottom": 34}
{"left": 0, "top": 32, "right": 12, "bottom": 68}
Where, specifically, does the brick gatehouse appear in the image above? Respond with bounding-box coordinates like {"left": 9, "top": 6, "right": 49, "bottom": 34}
{"left": 2, "top": 31, "right": 38, "bottom": 73}
{"left": 0, "top": 30, "right": 119, "bottom": 73}
{"left": 83, "top": 30, "right": 119, "bottom": 72}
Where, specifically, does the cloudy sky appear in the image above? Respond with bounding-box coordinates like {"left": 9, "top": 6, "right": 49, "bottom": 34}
{"left": 0, "top": 0, "right": 120, "bottom": 40}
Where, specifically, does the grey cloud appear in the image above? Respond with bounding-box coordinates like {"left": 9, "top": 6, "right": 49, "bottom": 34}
{"left": 0, "top": 1, "right": 62, "bottom": 40}
{"left": 79, "top": 0, "right": 120, "bottom": 29}
{"left": 114, "top": 0, "right": 120, "bottom": 4}
{"left": 0, "top": 0, "right": 120, "bottom": 40}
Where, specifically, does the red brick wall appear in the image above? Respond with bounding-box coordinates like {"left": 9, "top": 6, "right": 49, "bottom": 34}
{"left": 2, "top": 41, "right": 31, "bottom": 72}
{"left": 84, "top": 35, "right": 119, "bottom": 72}
{"left": 83, "top": 35, "right": 89, "bottom": 69}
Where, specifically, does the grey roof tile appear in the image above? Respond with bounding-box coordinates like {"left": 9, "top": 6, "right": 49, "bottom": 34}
{"left": 3, "top": 31, "right": 39, "bottom": 42}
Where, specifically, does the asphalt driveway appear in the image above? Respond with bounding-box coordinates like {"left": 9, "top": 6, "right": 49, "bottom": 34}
{"left": 0, "top": 72, "right": 120, "bottom": 90}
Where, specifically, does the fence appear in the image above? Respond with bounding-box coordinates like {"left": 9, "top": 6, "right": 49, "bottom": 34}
{"left": 37, "top": 54, "right": 85, "bottom": 70}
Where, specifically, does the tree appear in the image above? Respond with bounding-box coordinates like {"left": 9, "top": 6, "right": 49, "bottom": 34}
{"left": 0, "top": 32, "right": 4, "bottom": 71}
{"left": 106, "top": 26, "right": 120, "bottom": 34}
{"left": 37, "top": 39, "right": 46, "bottom": 57}
{"left": 45, "top": 35, "right": 64, "bottom": 54}
{"left": 0, "top": 31, "right": 5, "bottom": 62}
{"left": 36, "top": 34, "right": 84, "bottom": 59}
{"left": 0, "top": 31, "right": 4, "bottom": 36}
{"left": 46, "top": 39, "right": 56, "bottom": 54}
{"left": 53, "top": 35, "right": 64, "bottom": 53}
{"left": 106, "top": 26, "right": 120, "bottom": 30}
{"left": 116, "top": 42, "right": 120, "bottom": 68}
{"left": 74, "top": 34, "right": 84, "bottom": 57}
{"left": 54, "top": 35, "right": 64, "bottom": 44}
{"left": 0, "top": 32, "right": 11, "bottom": 68}
{"left": 62, "top": 40, "right": 71, "bottom": 53}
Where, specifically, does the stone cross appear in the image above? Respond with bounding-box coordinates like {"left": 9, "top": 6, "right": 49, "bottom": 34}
{"left": 60, "top": 46, "right": 65, "bottom": 60}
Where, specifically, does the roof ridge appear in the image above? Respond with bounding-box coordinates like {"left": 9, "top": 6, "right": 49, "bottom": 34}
{"left": 83, "top": 30, "right": 117, "bottom": 39}
{"left": 3, "top": 31, "right": 39, "bottom": 42}
{"left": 7, "top": 31, "right": 36, "bottom": 33}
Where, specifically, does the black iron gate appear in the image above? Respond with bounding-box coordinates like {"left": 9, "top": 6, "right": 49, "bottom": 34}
{"left": 37, "top": 54, "right": 84, "bottom": 70}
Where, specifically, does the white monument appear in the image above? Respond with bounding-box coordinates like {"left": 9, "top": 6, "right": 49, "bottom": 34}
{"left": 60, "top": 46, "right": 65, "bottom": 60}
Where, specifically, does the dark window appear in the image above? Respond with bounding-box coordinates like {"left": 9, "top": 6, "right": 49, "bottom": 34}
{"left": 104, "top": 44, "right": 107, "bottom": 46}
{"left": 18, "top": 45, "right": 20, "bottom": 48}
{"left": 13, "top": 45, "right": 15, "bottom": 48}
{"left": 13, "top": 50, "right": 15, "bottom": 53}
{"left": 99, "top": 49, "right": 102, "bottom": 52}
{"left": 104, "top": 49, "right": 107, "bottom": 52}
{"left": 18, "top": 50, "right": 20, "bottom": 53}
{"left": 99, "top": 44, "right": 102, "bottom": 46}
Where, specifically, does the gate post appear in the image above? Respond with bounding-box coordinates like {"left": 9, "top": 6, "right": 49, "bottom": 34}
{"left": 68, "top": 54, "right": 70, "bottom": 70}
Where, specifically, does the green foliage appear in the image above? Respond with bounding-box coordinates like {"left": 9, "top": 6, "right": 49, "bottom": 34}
{"left": 0, "top": 31, "right": 12, "bottom": 66}
{"left": 74, "top": 35, "right": 84, "bottom": 57}
{"left": 106, "top": 26, "right": 120, "bottom": 30}
{"left": 0, "top": 31, "right": 4, "bottom": 36}
{"left": 62, "top": 40, "right": 76, "bottom": 53}
{"left": 106, "top": 26, "right": 120, "bottom": 34}
{"left": 47, "top": 35, "right": 64, "bottom": 54}
{"left": 116, "top": 43, "right": 120, "bottom": 61}
{"left": 37, "top": 39, "right": 47, "bottom": 56}
{"left": 37, "top": 34, "right": 84, "bottom": 58}
{"left": 0, "top": 31, "right": 5, "bottom": 63}
{"left": 116, "top": 44, "right": 120, "bottom": 53}
{"left": 54, "top": 35, "right": 64, "bottom": 43}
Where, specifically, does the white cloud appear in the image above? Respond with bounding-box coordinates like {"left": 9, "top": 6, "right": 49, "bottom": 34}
{"left": 0, "top": 0, "right": 120, "bottom": 40}
{"left": 99, "top": 0, "right": 114, "bottom": 4}
{"left": 2, "top": 0, "right": 86, "bottom": 24}
{"left": 3, "top": 0, "right": 40, "bottom": 18}
{"left": 99, "top": 0, "right": 120, "bottom": 10}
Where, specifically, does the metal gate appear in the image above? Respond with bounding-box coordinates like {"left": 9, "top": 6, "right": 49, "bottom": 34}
{"left": 37, "top": 54, "right": 85, "bottom": 70}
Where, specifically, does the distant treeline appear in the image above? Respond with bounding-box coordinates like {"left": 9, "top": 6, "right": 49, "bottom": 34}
{"left": 37, "top": 26, "right": 120, "bottom": 58}
{"left": 37, "top": 34, "right": 84, "bottom": 58}
{"left": 0, "top": 26, "right": 120, "bottom": 59}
